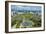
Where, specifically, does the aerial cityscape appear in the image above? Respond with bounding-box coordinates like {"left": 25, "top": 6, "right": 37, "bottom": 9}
{"left": 11, "top": 5, "right": 41, "bottom": 28}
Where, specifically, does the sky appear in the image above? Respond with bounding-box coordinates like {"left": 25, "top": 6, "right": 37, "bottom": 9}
{"left": 11, "top": 5, "right": 41, "bottom": 11}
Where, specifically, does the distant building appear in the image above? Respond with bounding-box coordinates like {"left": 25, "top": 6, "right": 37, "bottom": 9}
{"left": 11, "top": 11, "right": 16, "bottom": 16}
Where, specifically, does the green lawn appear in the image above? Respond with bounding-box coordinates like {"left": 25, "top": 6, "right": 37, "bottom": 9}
{"left": 11, "top": 13, "right": 41, "bottom": 28}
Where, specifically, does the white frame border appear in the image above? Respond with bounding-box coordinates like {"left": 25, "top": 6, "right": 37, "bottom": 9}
{"left": 8, "top": 2, "right": 44, "bottom": 32}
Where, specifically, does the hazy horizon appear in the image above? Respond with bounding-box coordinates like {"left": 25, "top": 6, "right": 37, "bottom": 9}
{"left": 11, "top": 5, "right": 41, "bottom": 12}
